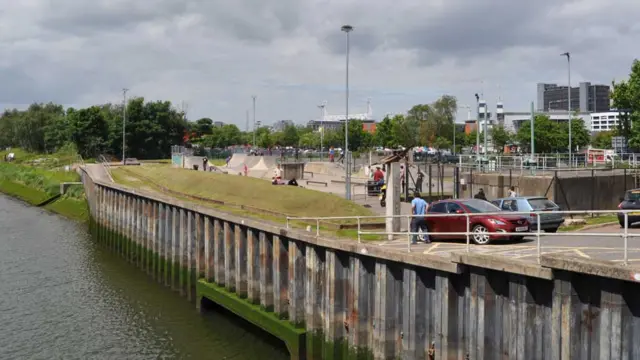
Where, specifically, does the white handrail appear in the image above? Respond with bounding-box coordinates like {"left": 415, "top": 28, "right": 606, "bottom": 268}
{"left": 286, "top": 210, "right": 633, "bottom": 265}
{"left": 98, "top": 155, "right": 114, "bottom": 183}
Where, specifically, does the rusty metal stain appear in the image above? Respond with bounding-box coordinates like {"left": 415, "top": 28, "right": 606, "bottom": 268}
{"left": 582, "top": 308, "right": 600, "bottom": 332}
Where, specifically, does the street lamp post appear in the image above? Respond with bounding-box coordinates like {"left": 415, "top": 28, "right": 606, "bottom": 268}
{"left": 475, "top": 93, "right": 480, "bottom": 169}
{"left": 341, "top": 24, "right": 353, "bottom": 200}
{"left": 252, "top": 96, "right": 257, "bottom": 148}
{"left": 561, "top": 52, "right": 571, "bottom": 166}
{"left": 122, "top": 88, "right": 128, "bottom": 164}
{"left": 483, "top": 101, "right": 488, "bottom": 155}
{"left": 318, "top": 103, "right": 325, "bottom": 159}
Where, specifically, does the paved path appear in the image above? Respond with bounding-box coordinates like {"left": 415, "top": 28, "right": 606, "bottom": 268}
{"left": 372, "top": 223, "right": 640, "bottom": 263}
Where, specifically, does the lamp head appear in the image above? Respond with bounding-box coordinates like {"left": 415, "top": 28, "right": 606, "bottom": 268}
{"left": 341, "top": 25, "right": 353, "bottom": 33}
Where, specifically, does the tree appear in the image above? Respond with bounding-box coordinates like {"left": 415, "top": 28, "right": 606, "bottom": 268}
{"left": 516, "top": 115, "right": 561, "bottom": 153}
{"left": 592, "top": 131, "right": 615, "bottom": 149}
{"left": 515, "top": 115, "right": 588, "bottom": 153}
{"left": 194, "top": 118, "right": 213, "bottom": 137}
{"left": 611, "top": 60, "right": 640, "bottom": 149}
{"left": 281, "top": 125, "right": 300, "bottom": 147}
{"left": 373, "top": 116, "right": 393, "bottom": 147}
{"left": 490, "top": 125, "right": 512, "bottom": 153}
{"left": 465, "top": 130, "right": 478, "bottom": 148}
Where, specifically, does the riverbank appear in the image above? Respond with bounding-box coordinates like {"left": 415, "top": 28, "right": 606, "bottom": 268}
{"left": 0, "top": 162, "right": 88, "bottom": 222}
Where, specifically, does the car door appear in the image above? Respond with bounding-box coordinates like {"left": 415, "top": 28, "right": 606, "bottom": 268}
{"left": 446, "top": 202, "right": 467, "bottom": 238}
{"left": 426, "top": 202, "right": 448, "bottom": 238}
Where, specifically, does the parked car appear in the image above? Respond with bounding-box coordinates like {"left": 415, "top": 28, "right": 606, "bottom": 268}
{"left": 617, "top": 189, "right": 640, "bottom": 227}
{"left": 491, "top": 197, "right": 564, "bottom": 233}
{"left": 426, "top": 199, "right": 530, "bottom": 245}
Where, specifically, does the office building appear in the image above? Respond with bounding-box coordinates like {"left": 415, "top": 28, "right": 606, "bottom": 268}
{"left": 590, "top": 111, "right": 620, "bottom": 132}
{"left": 537, "top": 82, "right": 610, "bottom": 112}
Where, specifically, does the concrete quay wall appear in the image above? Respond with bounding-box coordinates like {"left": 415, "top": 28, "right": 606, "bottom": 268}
{"left": 81, "top": 167, "right": 640, "bottom": 360}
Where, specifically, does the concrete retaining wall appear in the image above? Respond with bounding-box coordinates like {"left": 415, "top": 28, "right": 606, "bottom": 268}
{"left": 281, "top": 163, "right": 305, "bottom": 180}
{"left": 82, "top": 167, "right": 640, "bottom": 360}
{"left": 462, "top": 171, "right": 634, "bottom": 210}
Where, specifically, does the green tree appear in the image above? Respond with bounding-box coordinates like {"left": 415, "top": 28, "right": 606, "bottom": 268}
{"left": 592, "top": 131, "right": 615, "bottom": 149}
{"left": 67, "top": 106, "right": 110, "bottom": 158}
{"left": 490, "top": 125, "right": 512, "bottom": 153}
{"left": 374, "top": 116, "right": 393, "bottom": 147}
{"left": 465, "top": 130, "right": 478, "bottom": 148}
{"left": 281, "top": 125, "right": 300, "bottom": 147}
{"left": 516, "top": 115, "right": 557, "bottom": 153}
{"left": 299, "top": 131, "right": 320, "bottom": 148}
{"left": 194, "top": 118, "right": 213, "bottom": 137}
{"left": 611, "top": 60, "right": 640, "bottom": 149}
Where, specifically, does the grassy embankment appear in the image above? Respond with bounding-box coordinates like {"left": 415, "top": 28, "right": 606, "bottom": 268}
{"left": 0, "top": 149, "right": 88, "bottom": 221}
{"left": 111, "top": 165, "right": 381, "bottom": 240}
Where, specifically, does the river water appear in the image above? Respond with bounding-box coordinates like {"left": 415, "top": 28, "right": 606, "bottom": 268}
{"left": 0, "top": 194, "right": 289, "bottom": 360}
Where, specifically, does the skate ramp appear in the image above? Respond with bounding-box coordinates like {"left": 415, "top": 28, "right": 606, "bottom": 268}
{"left": 228, "top": 153, "right": 246, "bottom": 168}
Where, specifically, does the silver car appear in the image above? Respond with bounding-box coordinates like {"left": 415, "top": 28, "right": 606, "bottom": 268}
{"left": 491, "top": 196, "right": 565, "bottom": 233}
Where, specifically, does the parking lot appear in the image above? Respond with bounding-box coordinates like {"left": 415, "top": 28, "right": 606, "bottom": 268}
{"left": 377, "top": 223, "right": 640, "bottom": 263}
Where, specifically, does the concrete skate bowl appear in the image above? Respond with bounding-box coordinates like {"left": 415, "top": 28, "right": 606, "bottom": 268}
{"left": 220, "top": 154, "right": 279, "bottom": 179}
{"left": 305, "top": 162, "right": 368, "bottom": 179}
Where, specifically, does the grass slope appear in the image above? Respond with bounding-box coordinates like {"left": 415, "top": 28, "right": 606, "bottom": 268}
{"left": 113, "top": 166, "right": 374, "bottom": 219}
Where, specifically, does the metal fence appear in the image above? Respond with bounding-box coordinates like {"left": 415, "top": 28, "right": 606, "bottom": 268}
{"left": 286, "top": 209, "right": 635, "bottom": 265}
{"left": 458, "top": 153, "right": 640, "bottom": 173}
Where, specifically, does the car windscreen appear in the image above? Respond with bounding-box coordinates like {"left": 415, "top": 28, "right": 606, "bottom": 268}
{"left": 527, "top": 198, "right": 557, "bottom": 210}
{"left": 460, "top": 199, "right": 502, "bottom": 213}
{"left": 625, "top": 190, "right": 640, "bottom": 201}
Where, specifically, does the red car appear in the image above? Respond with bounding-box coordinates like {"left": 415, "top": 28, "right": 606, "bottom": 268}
{"left": 425, "top": 199, "right": 530, "bottom": 245}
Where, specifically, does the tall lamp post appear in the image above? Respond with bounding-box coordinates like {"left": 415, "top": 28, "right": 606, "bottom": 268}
{"left": 561, "top": 52, "right": 571, "bottom": 166}
{"left": 341, "top": 24, "right": 353, "bottom": 200}
{"left": 475, "top": 93, "right": 480, "bottom": 169}
{"left": 252, "top": 95, "right": 257, "bottom": 148}
{"left": 122, "top": 88, "right": 128, "bottom": 164}
{"left": 317, "top": 102, "right": 325, "bottom": 159}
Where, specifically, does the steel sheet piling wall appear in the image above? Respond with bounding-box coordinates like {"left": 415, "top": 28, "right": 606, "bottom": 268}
{"left": 81, "top": 168, "right": 640, "bottom": 360}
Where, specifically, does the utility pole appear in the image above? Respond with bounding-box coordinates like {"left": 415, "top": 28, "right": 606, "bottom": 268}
{"left": 530, "top": 101, "right": 535, "bottom": 174}
{"left": 483, "top": 101, "right": 488, "bottom": 155}
{"left": 317, "top": 102, "right": 325, "bottom": 159}
{"left": 122, "top": 88, "right": 128, "bottom": 164}
{"left": 252, "top": 96, "right": 257, "bottom": 148}
{"left": 341, "top": 24, "right": 353, "bottom": 200}
{"left": 561, "top": 52, "right": 572, "bottom": 166}
{"left": 475, "top": 93, "right": 480, "bottom": 169}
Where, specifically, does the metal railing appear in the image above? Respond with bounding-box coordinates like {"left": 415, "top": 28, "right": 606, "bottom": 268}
{"left": 286, "top": 209, "right": 637, "bottom": 265}
{"left": 97, "top": 155, "right": 114, "bottom": 183}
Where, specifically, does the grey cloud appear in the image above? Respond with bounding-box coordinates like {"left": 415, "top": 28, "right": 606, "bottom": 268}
{"left": 39, "top": 0, "right": 189, "bottom": 35}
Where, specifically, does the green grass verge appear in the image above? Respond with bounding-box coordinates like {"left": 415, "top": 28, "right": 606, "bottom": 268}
{"left": 558, "top": 215, "right": 618, "bottom": 232}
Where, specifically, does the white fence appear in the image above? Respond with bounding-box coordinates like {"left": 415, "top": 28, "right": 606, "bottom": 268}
{"left": 286, "top": 209, "right": 637, "bottom": 265}
{"left": 457, "top": 153, "right": 640, "bottom": 172}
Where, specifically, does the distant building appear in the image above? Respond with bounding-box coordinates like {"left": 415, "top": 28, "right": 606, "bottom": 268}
{"left": 590, "top": 111, "right": 620, "bottom": 132}
{"left": 213, "top": 121, "right": 224, "bottom": 128}
{"left": 503, "top": 111, "right": 591, "bottom": 133}
{"left": 307, "top": 98, "right": 377, "bottom": 133}
{"left": 272, "top": 120, "right": 294, "bottom": 132}
{"left": 537, "top": 82, "right": 610, "bottom": 112}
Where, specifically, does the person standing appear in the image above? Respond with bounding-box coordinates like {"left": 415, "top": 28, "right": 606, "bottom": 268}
{"left": 416, "top": 170, "right": 424, "bottom": 193}
{"left": 474, "top": 188, "right": 487, "bottom": 201}
{"left": 507, "top": 186, "right": 517, "bottom": 198}
{"left": 411, "top": 192, "right": 430, "bottom": 244}
{"left": 400, "top": 164, "right": 406, "bottom": 194}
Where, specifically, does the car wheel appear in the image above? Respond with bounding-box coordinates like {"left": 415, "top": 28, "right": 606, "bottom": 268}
{"left": 545, "top": 228, "right": 558, "bottom": 233}
{"left": 471, "top": 224, "right": 491, "bottom": 245}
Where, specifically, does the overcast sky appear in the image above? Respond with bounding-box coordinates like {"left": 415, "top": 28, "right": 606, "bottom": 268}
{"left": 1, "top": 0, "right": 639, "bottom": 127}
